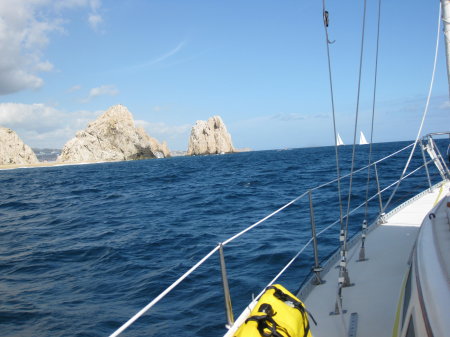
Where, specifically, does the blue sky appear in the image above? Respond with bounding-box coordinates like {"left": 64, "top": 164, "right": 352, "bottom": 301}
{"left": 0, "top": 0, "right": 448, "bottom": 151}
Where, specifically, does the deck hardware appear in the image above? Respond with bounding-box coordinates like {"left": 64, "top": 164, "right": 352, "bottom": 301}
{"left": 218, "top": 243, "right": 234, "bottom": 329}
{"left": 420, "top": 140, "right": 433, "bottom": 191}
{"left": 428, "top": 213, "right": 436, "bottom": 219}
{"left": 374, "top": 163, "right": 383, "bottom": 213}
{"left": 428, "top": 136, "right": 450, "bottom": 178}
{"left": 348, "top": 312, "right": 358, "bottom": 337}
{"left": 337, "top": 247, "right": 352, "bottom": 287}
{"left": 340, "top": 256, "right": 353, "bottom": 287}
{"left": 338, "top": 230, "right": 352, "bottom": 286}
{"left": 378, "top": 212, "right": 386, "bottom": 224}
{"left": 330, "top": 286, "right": 347, "bottom": 315}
{"left": 312, "top": 267, "right": 325, "bottom": 285}
{"left": 357, "top": 220, "right": 368, "bottom": 261}
{"left": 425, "top": 136, "right": 450, "bottom": 180}
{"left": 308, "top": 190, "right": 324, "bottom": 285}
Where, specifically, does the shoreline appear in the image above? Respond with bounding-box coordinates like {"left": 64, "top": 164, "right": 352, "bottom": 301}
{"left": 0, "top": 149, "right": 254, "bottom": 171}
{"left": 0, "top": 160, "right": 111, "bottom": 171}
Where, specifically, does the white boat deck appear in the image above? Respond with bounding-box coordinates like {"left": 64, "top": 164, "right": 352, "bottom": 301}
{"left": 303, "top": 182, "right": 449, "bottom": 337}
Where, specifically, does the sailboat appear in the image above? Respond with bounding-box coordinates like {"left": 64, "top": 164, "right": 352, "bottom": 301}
{"left": 336, "top": 133, "right": 344, "bottom": 146}
{"left": 359, "top": 131, "right": 368, "bottom": 145}
{"left": 108, "top": 1, "right": 450, "bottom": 337}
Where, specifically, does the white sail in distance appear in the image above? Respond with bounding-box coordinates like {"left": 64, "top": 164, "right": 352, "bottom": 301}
{"left": 336, "top": 133, "right": 344, "bottom": 146}
{"left": 359, "top": 131, "right": 369, "bottom": 145}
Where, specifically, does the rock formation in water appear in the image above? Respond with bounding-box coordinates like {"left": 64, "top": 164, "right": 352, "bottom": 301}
{"left": 58, "top": 104, "right": 170, "bottom": 163}
{"left": 187, "top": 116, "right": 235, "bottom": 155}
{"left": 0, "top": 127, "right": 39, "bottom": 165}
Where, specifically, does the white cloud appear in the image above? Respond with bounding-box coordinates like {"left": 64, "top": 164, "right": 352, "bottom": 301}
{"left": 82, "top": 84, "right": 119, "bottom": 102}
{"left": 0, "top": 102, "right": 190, "bottom": 149}
{"left": 135, "top": 120, "right": 191, "bottom": 150}
{"left": 438, "top": 100, "right": 450, "bottom": 109}
{"left": 0, "top": 102, "right": 101, "bottom": 148}
{"left": 270, "top": 112, "right": 328, "bottom": 122}
{"left": 86, "top": 0, "right": 104, "bottom": 32}
{"left": 0, "top": 0, "right": 103, "bottom": 95}
{"left": 56, "top": 0, "right": 103, "bottom": 29}
{"left": 151, "top": 40, "right": 187, "bottom": 65}
{"left": 135, "top": 120, "right": 191, "bottom": 138}
{"left": 119, "top": 40, "right": 188, "bottom": 74}
{"left": 0, "top": 103, "right": 63, "bottom": 131}
{"left": 88, "top": 13, "right": 103, "bottom": 31}
{"left": 68, "top": 84, "right": 82, "bottom": 93}
{"left": 89, "top": 84, "right": 119, "bottom": 98}
{"left": 271, "top": 113, "right": 305, "bottom": 121}
{"left": 0, "top": 0, "right": 57, "bottom": 94}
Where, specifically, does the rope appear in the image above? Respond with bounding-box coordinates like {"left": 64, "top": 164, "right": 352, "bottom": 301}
{"left": 322, "top": 0, "right": 344, "bottom": 227}
{"left": 433, "top": 185, "right": 444, "bottom": 206}
{"left": 382, "top": 3, "right": 442, "bottom": 213}
{"left": 363, "top": 0, "right": 382, "bottom": 221}
{"left": 344, "top": 0, "right": 368, "bottom": 252}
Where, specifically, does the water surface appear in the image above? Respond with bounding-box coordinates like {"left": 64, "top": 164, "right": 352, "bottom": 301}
{"left": 0, "top": 141, "right": 443, "bottom": 336}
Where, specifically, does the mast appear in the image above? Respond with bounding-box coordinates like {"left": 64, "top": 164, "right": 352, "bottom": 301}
{"left": 442, "top": 0, "right": 450, "bottom": 97}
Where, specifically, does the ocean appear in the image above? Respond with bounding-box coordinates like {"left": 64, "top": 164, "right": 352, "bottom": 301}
{"left": 0, "top": 141, "right": 445, "bottom": 337}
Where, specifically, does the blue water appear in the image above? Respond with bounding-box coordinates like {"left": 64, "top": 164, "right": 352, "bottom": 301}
{"left": 0, "top": 141, "right": 445, "bottom": 337}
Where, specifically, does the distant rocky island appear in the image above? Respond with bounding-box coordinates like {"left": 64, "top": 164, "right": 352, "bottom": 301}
{"left": 33, "top": 148, "right": 61, "bottom": 162}
{"left": 0, "top": 104, "right": 249, "bottom": 167}
{"left": 187, "top": 116, "right": 235, "bottom": 155}
{"left": 0, "top": 127, "right": 39, "bottom": 165}
{"left": 170, "top": 150, "right": 188, "bottom": 157}
{"left": 58, "top": 105, "right": 170, "bottom": 163}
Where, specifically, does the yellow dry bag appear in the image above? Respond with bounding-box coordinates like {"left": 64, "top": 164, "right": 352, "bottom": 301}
{"left": 234, "top": 284, "right": 314, "bottom": 337}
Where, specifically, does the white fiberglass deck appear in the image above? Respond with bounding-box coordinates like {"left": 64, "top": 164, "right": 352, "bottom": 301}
{"left": 303, "top": 182, "right": 449, "bottom": 337}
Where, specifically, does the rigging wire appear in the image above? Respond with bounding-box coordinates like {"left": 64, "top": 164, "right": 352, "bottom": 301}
{"left": 382, "top": 3, "right": 442, "bottom": 213}
{"left": 321, "top": 0, "right": 343, "bottom": 230}
{"left": 363, "top": 0, "right": 382, "bottom": 221}
{"left": 343, "top": 0, "right": 368, "bottom": 253}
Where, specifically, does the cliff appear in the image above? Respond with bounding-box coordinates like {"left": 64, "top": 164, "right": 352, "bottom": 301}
{"left": 0, "top": 127, "right": 39, "bottom": 165}
{"left": 187, "top": 116, "right": 235, "bottom": 155}
{"left": 58, "top": 105, "right": 170, "bottom": 163}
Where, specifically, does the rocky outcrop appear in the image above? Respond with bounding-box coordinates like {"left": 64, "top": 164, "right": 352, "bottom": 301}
{"left": 135, "top": 127, "right": 170, "bottom": 159}
{"left": 58, "top": 105, "right": 170, "bottom": 163}
{"left": 187, "top": 116, "right": 234, "bottom": 155}
{"left": 0, "top": 127, "right": 39, "bottom": 165}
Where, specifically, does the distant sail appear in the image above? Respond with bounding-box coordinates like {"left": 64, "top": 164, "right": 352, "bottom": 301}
{"left": 337, "top": 133, "right": 344, "bottom": 146}
{"left": 359, "top": 131, "right": 369, "bottom": 145}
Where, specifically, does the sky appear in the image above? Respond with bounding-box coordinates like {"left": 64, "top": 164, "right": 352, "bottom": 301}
{"left": 0, "top": 0, "right": 448, "bottom": 151}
